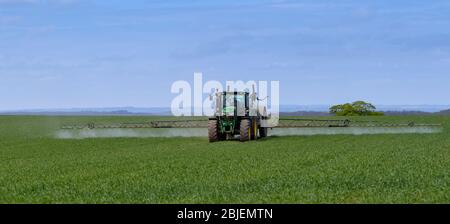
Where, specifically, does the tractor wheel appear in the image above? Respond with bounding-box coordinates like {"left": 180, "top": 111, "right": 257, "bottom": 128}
{"left": 208, "top": 120, "right": 220, "bottom": 142}
{"left": 259, "top": 127, "right": 268, "bottom": 138}
{"left": 250, "top": 120, "right": 257, "bottom": 140}
{"left": 240, "top": 119, "right": 251, "bottom": 142}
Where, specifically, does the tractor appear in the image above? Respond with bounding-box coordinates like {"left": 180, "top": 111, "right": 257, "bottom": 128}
{"left": 60, "top": 90, "right": 442, "bottom": 142}
{"left": 208, "top": 91, "right": 269, "bottom": 142}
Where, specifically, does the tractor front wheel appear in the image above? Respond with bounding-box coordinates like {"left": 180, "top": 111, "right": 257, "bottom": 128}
{"left": 208, "top": 120, "right": 220, "bottom": 142}
{"left": 240, "top": 119, "right": 251, "bottom": 142}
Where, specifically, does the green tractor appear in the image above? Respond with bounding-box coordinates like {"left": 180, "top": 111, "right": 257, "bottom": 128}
{"left": 208, "top": 91, "right": 269, "bottom": 142}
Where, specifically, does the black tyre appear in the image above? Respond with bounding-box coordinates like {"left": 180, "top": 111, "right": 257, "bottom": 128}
{"left": 259, "top": 127, "right": 268, "bottom": 138}
{"left": 250, "top": 120, "right": 257, "bottom": 140}
{"left": 208, "top": 120, "right": 219, "bottom": 142}
{"left": 240, "top": 119, "right": 251, "bottom": 142}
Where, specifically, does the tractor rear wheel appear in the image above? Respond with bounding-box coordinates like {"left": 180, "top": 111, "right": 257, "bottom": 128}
{"left": 208, "top": 120, "right": 220, "bottom": 142}
{"left": 259, "top": 127, "right": 268, "bottom": 138}
{"left": 250, "top": 120, "right": 257, "bottom": 140}
{"left": 240, "top": 119, "right": 251, "bottom": 142}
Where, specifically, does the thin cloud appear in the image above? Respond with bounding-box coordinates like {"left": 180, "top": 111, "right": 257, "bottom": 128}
{"left": 0, "top": 0, "right": 84, "bottom": 5}
{"left": 0, "top": 15, "right": 22, "bottom": 25}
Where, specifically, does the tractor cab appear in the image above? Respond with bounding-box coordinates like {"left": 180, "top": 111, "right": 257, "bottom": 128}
{"left": 215, "top": 91, "right": 251, "bottom": 117}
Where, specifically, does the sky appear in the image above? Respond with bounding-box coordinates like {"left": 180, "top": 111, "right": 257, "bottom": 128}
{"left": 0, "top": 0, "right": 449, "bottom": 110}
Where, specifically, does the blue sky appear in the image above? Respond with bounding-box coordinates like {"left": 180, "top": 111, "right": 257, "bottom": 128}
{"left": 0, "top": 0, "right": 449, "bottom": 110}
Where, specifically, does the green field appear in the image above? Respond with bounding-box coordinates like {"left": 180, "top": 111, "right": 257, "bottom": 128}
{"left": 1, "top": 115, "right": 449, "bottom": 203}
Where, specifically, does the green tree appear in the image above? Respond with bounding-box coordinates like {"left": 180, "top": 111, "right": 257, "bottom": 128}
{"left": 329, "top": 101, "right": 384, "bottom": 116}
{"left": 352, "top": 101, "right": 376, "bottom": 116}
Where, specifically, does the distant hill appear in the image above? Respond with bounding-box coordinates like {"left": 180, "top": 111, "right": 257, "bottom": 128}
{"left": 281, "top": 109, "right": 450, "bottom": 117}
{"left": 437, "top": 109, "right": 450, "bottom": 115}
{"left": 280, "top": 111, "right": 331, "bottom": 116}
{"left": 280, "top": 110, "right": 450, "bottom": 116}
{"left": 1, "top": 106, "right": 449, "bottom": 116}
{"left": 0, "top": 107, "right": 173, "bottom": 116}
{"left": 0, "top": 110, "right": 150, "bottom": 116}
{"left": 382, "top": 111, "right": 433, "bottom": 116}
